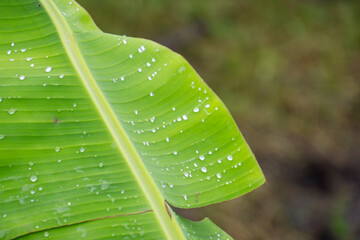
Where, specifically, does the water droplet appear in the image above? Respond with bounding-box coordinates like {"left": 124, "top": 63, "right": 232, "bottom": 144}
{"left": 199, "top": 155, "right": 205, "bottom": 161}
{"left": 99, "top": 162, "right": 104, "bottom": 168}
{"left": 205, "top": 104, "right": 210, "bottom": 108}
{"left": 26, "top": 57, "right": 32, "bottom": 61}
{"left": 184, "top": 194, "right": 188, "bottom": 200}
{"left": 67, "top": 202, "right": 71, "bottom": 206}
{"left": 201, "top": 167, "right": 207, "bottom": 173}
{"left": 165, "top": 137, "right": 169, "bottom": 142}
{"left": 21, "top": 48, "right": 26, "bottom": 52}
{"left": 7, "top": 50, "right": 11, "bottom": 55}
{"left": 178, "top": 66, "right": 186, "bottom": 74}
{"left": 129, "top": 54, "right": 133, "bottom": 58}
{"left": 55, "top": 147, "right": 60, "bottom": 152}
{"left": 30, "top": 190, "right": 35, "bottom": 195}
{"left": 134, "top": 110, "right": 138, "bottom": 115}
{"left": 11, "top": 42, "right": 15, "bottom": 47}
{"left": 227, "top": 155, "right": 233, "bottom": 161}
{"left": 79, "top": 146, "right": 85, "bottom": 152}
{"left": 45, "top": 66, "right": 52, "bottom": 72}
{"left": 0, "top": 135, "right": 4, "bottom": 140}
{"left": 173, "top": 151, "right": 177, "bottom": 155}
{"left": 8, "top": 109, "right": 16, "bottom": 115}
{"left": 150, "top": 92, "right": 154, "bottom": 97}
{"left": 30, "top": 175, "right": 38, "bottom": 182}
{"left": 216, "top": 173, "right": 222, "bottom": 178}
{"left": 184, "top": 172, "right": 189, "bottom": 177}
{"left": 193, "top": 107, "right": 199, "bottom": 112}
{"left": 44, "top": 232, "right": 49, "bottom": 237}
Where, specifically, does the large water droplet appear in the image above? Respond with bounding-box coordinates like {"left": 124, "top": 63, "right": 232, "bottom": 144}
{"left": 8, "top": 109, "right": 16, "bottom": 115}
{"left": 227, "top": 155, "right": 233, "bottom": 161}
{"left": 30, "top": 175, "right": 38, "bottom": 182}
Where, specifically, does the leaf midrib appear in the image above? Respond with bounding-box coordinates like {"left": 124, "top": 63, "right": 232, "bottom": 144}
{"left": 39, "top": 1, "right": 185, "bottom": 239}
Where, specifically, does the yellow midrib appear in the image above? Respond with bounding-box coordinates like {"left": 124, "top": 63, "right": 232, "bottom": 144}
{"left": 40, "top": 1, "right": 185, "bottom": 239}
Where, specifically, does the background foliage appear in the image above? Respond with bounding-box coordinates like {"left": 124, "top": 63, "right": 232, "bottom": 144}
{"left": 77, "top": 0, "right": 360, "bottom": 239}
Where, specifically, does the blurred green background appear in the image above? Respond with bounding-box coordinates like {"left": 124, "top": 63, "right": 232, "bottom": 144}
{"left": 77, "top": 0, "right": 360, "bottom": 239}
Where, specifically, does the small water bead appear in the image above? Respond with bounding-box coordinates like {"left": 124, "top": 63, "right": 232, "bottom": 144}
{"left": 67, "top": 202, "right": 71, "bottom": 206}
{"left": 7, "top": 50, "right": 11, "bottom": 55}
{"left": 44, "top": 232, "right": 49, "bottom": 237}
{"left": 182, "top": 115, "right": 188, "bottom": 120}
{"left": 148, "top": 76, "right": 152, "bottom": 80}
{"left": 152, "top": 58, "right": 156, "bottom": 62}
{"left": 138, "top": 45, "right": 145, "bottom": 53}
{"left": 172, "top": 107, "right": 176, "bottom": 111}
{"left": 227, "top": 155, "right": 233, "bottom": 161}
{"left": 193, "top": 107, "right": 199, "bottom": 113}
{"left": 26, "top": 57, "right": 32, "bottom": 61}
{"left": 134, "top": 110, "right": 138, "bottom": 115}
{"left": 201, "top": 167, "right": 207, "bottom": 173}
{"left": 216, "top": 173, "right": 222, "bottom": 179}
{"left": 99, "top": 162, "right": 104, "bottom": 168}
{"left": 149, "top": 92, "right": 154, "bottom": 97}
{"left": 0, "top": 135, "right": 5, "bottom": 140}
{"left": 184, "top": 194, "right": 188, "bottom": 200}
{"left": 199, "top": 155, "right": 205, "bottom": 161}
{"left": 217, "top": 159, "right": 222, "bottom": 163}
{"left": 123, "top": 39, "right": 127, "bottom": 44}
{"left": 129, "top": 54, "right": 133, "bottom": 58}
{"left": 184, "top": 172, "right": 189, "bottom": 177}
{"left": 55, "top": 147, "right": 60, "bottom": 152}
{"left": 30, "top": 175, "right": 38, "bottom": 182}
{"left": 79, "top": 146, "right": 85, "bottom": 152}
{"left": 11, "top": 42, "right": 15, "bottom": 47}
{"left": 45, "top": 66, "right": 52, "bottom": 72}
{"left": 165, "top": 137, "right": 169, "bottom": 142}
{"left": 30, "top": 190, "right": 35, "bottom": 195}
{"left": 146, "top": 62, "right": 151, "bottom": 67}
{"left": 19, "top": 75, "right": 25, "bottom": 80}
{"left": 30, "top": 63, "right": 34, "bottom": 67}
{"left": 8, "top": 109, "right": 16, "bottom": 115}
{"left": 120, "top": 76, "right": 125, "bottom": 81}
{"left": 21, "top": 48, "right": 26, "bottom": 52}
{"left": 173, "top": 151, "right": 177, "bottom": 155}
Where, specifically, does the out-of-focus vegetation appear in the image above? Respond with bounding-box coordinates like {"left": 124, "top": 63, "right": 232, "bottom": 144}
{"left": 77, "top": 0, "right": 360, "bottom": 239}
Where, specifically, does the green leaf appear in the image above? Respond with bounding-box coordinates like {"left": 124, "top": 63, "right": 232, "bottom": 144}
{"left": 0, "top": 0, "right": 265, "bottom": 239}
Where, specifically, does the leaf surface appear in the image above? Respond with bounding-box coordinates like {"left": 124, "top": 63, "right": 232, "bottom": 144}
{"left": 0, "top": 0, "right": 265, "bottom": 239}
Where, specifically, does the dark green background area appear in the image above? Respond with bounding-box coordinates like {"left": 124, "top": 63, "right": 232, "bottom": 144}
{"left": 77, "top": 1, "right": 360, "bottom": 239}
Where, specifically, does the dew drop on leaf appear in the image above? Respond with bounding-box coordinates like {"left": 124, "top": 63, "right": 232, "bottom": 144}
{"left": 30, "top": 175, "right": 38, "bottom": 182}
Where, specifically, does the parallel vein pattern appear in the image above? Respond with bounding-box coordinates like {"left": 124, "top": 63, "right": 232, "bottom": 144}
{"left": 0, "top": 0, "right": 264, "bottom": 239}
